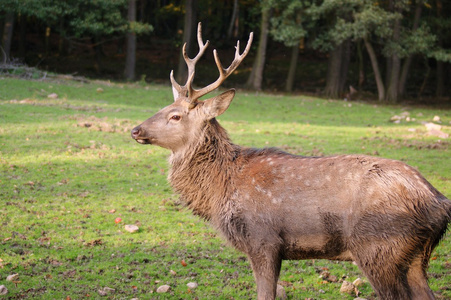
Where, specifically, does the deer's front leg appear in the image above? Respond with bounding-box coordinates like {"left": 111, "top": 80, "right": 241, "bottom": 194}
{"left": 247, "top": 248, "right": 282, "bottom": 300}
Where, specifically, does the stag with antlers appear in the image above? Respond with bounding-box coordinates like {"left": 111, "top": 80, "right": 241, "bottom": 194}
{"left": 131, "top": 23, "right": 451, "bottom": 300}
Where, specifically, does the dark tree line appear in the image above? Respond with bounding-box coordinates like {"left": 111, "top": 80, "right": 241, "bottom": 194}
{"left": 1, "top": 0, "right": 450, "bottom": 103}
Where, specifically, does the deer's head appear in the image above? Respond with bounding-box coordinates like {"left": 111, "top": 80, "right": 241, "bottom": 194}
{"left": 131, "top": 23, "right": 253, "bottom": 152}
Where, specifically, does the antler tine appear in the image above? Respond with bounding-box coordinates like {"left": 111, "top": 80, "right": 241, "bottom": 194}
{"left": 189, "top": 31, "right": 254, "bottom": 102}
{"left": 170, "top": 22, "right": 210, "bottom": 101}
{"left": 184, "top": 25, "right": 210, "bottom": 104}
{"left": 170, "top": 70, "right": 183, "bottom": 96}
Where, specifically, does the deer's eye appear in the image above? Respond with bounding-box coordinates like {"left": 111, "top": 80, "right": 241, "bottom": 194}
{"left": 170, "top": 115, "right": 181, "bottom": 121}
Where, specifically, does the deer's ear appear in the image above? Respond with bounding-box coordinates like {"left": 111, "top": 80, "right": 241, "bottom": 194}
{"left": 202, "top": 89, "right": 236, "bottom": 119}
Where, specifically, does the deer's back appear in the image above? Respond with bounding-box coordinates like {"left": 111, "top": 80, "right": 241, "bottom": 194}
{"left": 219, "top": 149, "right": 448, "bottom": 260}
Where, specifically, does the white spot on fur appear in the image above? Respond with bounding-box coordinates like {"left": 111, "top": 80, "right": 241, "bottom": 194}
{"left": 255, "top": 184, "right": 264, "bottom": 194}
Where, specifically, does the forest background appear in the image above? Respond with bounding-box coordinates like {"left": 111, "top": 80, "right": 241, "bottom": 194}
{"left": 1, "top": 0, "right": 451, "bottom": 104}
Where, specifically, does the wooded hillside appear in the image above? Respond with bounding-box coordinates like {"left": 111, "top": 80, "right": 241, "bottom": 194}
{"left": 1, "top": 0, "right": 450, "bottom": 103}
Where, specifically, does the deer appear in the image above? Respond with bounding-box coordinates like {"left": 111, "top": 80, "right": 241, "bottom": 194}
{"left": 131, "top": 23, "right": 451, "bottom": 300}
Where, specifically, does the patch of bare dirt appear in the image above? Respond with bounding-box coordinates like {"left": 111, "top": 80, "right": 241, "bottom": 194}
{"left": 71, "top": 115, "right": 135, "bottom": 133}
{"left": 363, "top": 136, "right": 450, "bottom": 151}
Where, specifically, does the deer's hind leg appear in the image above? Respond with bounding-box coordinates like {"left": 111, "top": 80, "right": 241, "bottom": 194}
{"left": 352, "top": 245, "right": 412, "bottom": 299}
{"left": 406, "top": 255, "right": 435, "bottom": 300}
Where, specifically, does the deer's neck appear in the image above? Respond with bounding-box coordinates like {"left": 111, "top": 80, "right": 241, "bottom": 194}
{"left": 168, "top": 119, "right": 239, "bottom": 220}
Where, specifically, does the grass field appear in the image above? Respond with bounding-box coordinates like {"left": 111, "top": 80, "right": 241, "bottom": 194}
{"left": 0, "top": 77, "right": 450, "bottom": 299}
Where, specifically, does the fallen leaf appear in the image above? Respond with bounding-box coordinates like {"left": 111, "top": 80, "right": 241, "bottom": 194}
{"left": 353, "top": 278, "right": 364, "bottom": 287}
{"left": 0, "top": 285, "right": 8, "bottom": 295}
{"left": 156, "top": 285, "right": 171, "bottom": 293}
{"left": 6, "top": 274, "right": 19, "bottom": 281}
{"left": 340, "top": 280, "right": 355, "bottom": 295}
{"left": 98, "top": 287, "right": 115, "bottom": 296}
{"left": 181, "top": 260, "right": 187, "bottom": 267}
{"left": 12, "top": 231, "right": 27, "bottom": 240}
{"left": 85, "top": 239, "right": 103, "bottom": 247}
{"left": 103, "top": 287, "right": 115, "bottom": 293}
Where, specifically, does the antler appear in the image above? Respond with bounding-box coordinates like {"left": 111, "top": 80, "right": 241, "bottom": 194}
{"left": 170, "top": 22, "right": 210, "bottom": 101}
{"left": 170, "top": 22, "right": 253, "bottom": 108}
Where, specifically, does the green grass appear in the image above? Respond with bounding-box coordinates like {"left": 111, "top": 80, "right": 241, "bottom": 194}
{"left": 0, "top": 77, "right": 450, "bottom": 299}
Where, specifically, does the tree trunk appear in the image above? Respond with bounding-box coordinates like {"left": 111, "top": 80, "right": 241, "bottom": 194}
{"left": 246, "top": 6, "right": 270, "bottom": 90}
{"left": 384, "top": 56, "right": 392, "bottom": 91}
{"left": 176, "top": 0, "right": 197, "bottom": 84}
{"left": 357, "top": 40, "right": 365, "bottom": 89}
{"left": 339, "top": 40, "right": 351, "bottom": 92}
{"left": 386, "top": 56, "right": 400, "bottom": 103}
{"left": 435, "top": 0, "right": 444, "bottom": 97}
{"left": 125, "top": 0, "right": 137, "bottom": 81}
{"left": 384, "top": 0, "right": 394, "bottom": 91}
{"left": 285, "top": 43, "right": 299, "bottom": 92}
{"left": 2, "top": 12, "right": 15, "bottom": 62}
{"left": 398, "top": 0, "right": 422, "bottom": 98}
{"left": 385, "top": 6, "right": 401, "bottom": 103}
{"left": 45, "top": 26, "right": 51, "bottom": 55}
{"left": 18, "top": 14, "right": 26, "bottom": 58}
{"left": 418, "top": 57, "right": 430, "bottom": 98}
{"left": 92, "top": 37, "right": 104, "bottom": 74}
{"left": 364, "top": 37, "right": 385, "bottom": 101}
{"left": 436, "top": 60, "right": 444, "bottom": 97}
{"left": 58, "top": 19, "right": 64, "bottom": 55}
{"left": 324, "top": 40, "right": 350, "bottom": 99}
{"left": 324, "top": 46, "right": 342, "bottom": 98}
{"left": 227, "top": 0, "right": 239, "bottom": 39}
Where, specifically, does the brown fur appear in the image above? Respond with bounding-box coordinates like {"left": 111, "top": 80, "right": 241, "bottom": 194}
{"left": 131, "top": 27, "right": 451, "bottom": 299}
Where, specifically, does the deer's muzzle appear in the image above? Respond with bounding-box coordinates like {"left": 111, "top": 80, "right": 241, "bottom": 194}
{"left": 131, "top": 126, "right": 151, "bottom": 144}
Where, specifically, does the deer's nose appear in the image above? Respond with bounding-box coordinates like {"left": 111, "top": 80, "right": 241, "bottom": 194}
{"left": 131, "top": 126, "right": 141, "bottom": 139}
